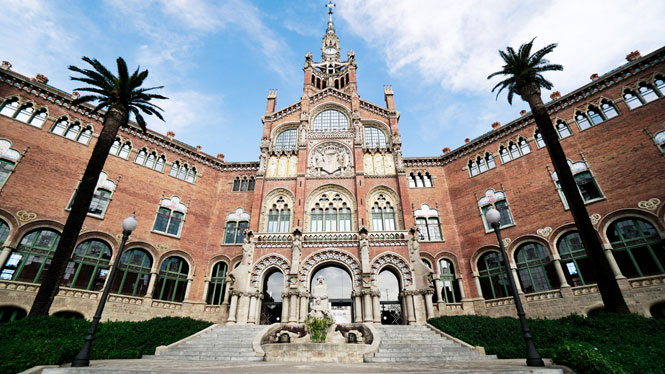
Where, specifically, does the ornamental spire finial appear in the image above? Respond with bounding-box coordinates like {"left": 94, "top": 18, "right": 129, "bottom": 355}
{"left": 326, "top": 1, "right": 335, "bottom": 26}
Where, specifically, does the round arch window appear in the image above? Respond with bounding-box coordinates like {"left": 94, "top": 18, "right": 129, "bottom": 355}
{"left": 312, "top": 109, "right": 348, "bottom": 131}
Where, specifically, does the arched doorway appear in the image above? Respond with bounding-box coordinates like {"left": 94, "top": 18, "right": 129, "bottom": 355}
{"left": 260, "top": 270, "right": 284, "bottom": 324}
{"left": 311, "top": 265, "right": 354, "bottom": 323}
{"left": 378, "top": 269, "right": 403, "bottom": 324}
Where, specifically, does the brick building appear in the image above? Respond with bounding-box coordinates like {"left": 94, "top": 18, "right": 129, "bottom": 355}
{"left": 0, "top": 13, "right": 664, "bottom": 324}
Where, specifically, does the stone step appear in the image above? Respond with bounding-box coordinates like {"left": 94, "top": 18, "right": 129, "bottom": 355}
{"left": 377, "top": 346, "right": 470, "bottom": 354}
{"left": 159, "top": 350, "right": 257, "bottom": 357}
{"left": 144, "top": 355, "right": 264, "bottom": 362}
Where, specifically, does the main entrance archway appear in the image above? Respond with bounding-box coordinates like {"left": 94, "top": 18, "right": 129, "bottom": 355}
{"left": 311, "top": 265, "right": 354, "bottom": 323}
{"left": 260, "top": 270, "right": 284, "bottom": 324}
{"left": 378, "top": 269, "right": 403, "bottom": 324}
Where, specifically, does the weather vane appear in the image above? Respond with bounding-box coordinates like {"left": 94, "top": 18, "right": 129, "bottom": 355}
{"left": 327, "top": 1, "right": 335, "bottom": 15}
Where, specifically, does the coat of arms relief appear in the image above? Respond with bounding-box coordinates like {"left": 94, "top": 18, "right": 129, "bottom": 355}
{"left": 307, "top": 142, "right": 353, "bottom": 177}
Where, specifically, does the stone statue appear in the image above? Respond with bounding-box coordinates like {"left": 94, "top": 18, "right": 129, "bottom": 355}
{"left": 258, "top": 151, "right": 268, "bottom": 174}
{"left": 359, "top": 228, "right": 370, "bottom": 274}
{"left": 407, "top": 227, "right": 433, "bottom": 290}
{"left": 299, "top": 123, "right": 308, "bottom": 144}
{"left": 311, "top": 276, "right": 330, "bottom": 314}
{"left": 228, "top": 231, "right": 255, "bottom": 293}
{"left": 291, "top": 229, "right": 302, "bottom": 275}
{"left": 354, "top": 120, "right": 362, "bottom": 144}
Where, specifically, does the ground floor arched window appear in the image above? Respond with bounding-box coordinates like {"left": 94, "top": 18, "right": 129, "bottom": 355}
{"left": 0, "top": 229, "right": 60, "bottom": 283}
{"left": 608, "top": 218, "right": 664, "bottom": 278}
{"left": 206, "top": 262, "right": 228, "bottom": 305}
{"left": 153, "top": 256, "right": 189, "bottom": 302}
{"left": 557, "top": 231, "right": 596, "bottom": 286}
{"left": 378, "top": 269, "right": 403, "bottom": 324}
{"left": 439, "top": 259, "right": 461, "bottom": 303}
{"left": 514, "top": 242, "right": 559, "bottom": 293}
{"left": 478, "top": 251, "right": 512, "bottom": 299}
{"left": 63, "top": 239, "right": 112, "bottom": 291}
{"left": 110, "top": 248, "right": 153, "bottom": 297}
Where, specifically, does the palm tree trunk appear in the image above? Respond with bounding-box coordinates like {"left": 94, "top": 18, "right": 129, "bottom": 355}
{"left": 524, "top": 92, "right": 630, "bottom": 314}
{"left": 28, "top": 103, "right": 129, "bottom": 317}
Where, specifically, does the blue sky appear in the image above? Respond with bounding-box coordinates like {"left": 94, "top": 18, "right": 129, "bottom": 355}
{"left": 1, "top": 0, "right": 663, "bottom": 161}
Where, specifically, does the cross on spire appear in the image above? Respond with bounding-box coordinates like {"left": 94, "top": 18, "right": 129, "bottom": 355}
{"left": 327, "top": 1, "right": 336, "bottom": 16}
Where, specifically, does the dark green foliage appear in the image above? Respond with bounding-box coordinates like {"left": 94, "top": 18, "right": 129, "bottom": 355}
{"left": 0, "top": 316, "right": 211, "bottom": 373}
{"left": 553, "top": 342, "right": 625, "bottom": 374}
{"left": 428, "top": 312, "right": 665, "bottom": 374}
{"left": 304, "top": 315, "right": 334, "bottom": 343}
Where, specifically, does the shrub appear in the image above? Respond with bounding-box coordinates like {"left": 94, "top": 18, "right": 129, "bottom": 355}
{"left": 304, "top": 315, "right": 333, "bottom": 343}
{"left": 428, "top": 312, "right": 665, "bottom": 374}
{"left": 0, "top": 316, "right": 212, "bottom": 373}
{"left": 553, "top": 342, "right": 625, "bottom": 374}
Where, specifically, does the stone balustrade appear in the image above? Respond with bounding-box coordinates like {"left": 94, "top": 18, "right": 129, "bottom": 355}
{"left": 629, "top": 274, "right": 665, "bottom": 288}
{"left": 572, "top": 284, "right": 599, "bottom": 296}
{"left": 525, "top": 289, "right": 563, "bottom": 302}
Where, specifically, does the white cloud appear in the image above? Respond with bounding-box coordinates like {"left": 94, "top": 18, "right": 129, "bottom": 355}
{"left": 144, "top": 90, "right": 224, "bottom": 136}
{"left": 338, "top": 0, "right": 665, "bottom": 95}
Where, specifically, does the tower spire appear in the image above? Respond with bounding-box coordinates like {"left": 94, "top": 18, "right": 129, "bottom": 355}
{"left": 322, "top": 1, "right": 339, "bottom": 61}
{"left": 327, "top": 1, "right": 335, "bottom": 31}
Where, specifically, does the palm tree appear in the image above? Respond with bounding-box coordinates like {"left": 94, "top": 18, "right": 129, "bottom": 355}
{"left": 487, "top": 39, "right": 629, "bottom": 314}
{"left": 28, "top": 57, "right": 167, "bottom": 317}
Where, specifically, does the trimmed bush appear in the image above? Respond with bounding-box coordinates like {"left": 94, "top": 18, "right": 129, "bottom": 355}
{"left": 428, "top": 312, "right": 665, "bottom": 374}
{"left": 0, "top": 316, "right": 212, "bottom": 373}
{"left": 553, "top": 342, "right": 625, "bottom": 374}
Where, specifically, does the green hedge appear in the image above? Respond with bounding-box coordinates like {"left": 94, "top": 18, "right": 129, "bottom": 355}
{"left": 428, "top": 312, "right": 665, "bottom": 374}
{"left": 0, "top": 316, "right": 212, "bottom": 374}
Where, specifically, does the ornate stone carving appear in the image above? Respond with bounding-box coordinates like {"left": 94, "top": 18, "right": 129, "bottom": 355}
{"left": 407, "top": 227, "right": 433, "bottom": 290}
{"left": 536, "top": 227, "right": 552, "bottom": 237}
{"left": 590, "top": 213, "right": 601, "bottom": 226}
{"left": 16, "top": 210, "right": 37, "bottom": 223}
{"left": 502, "top": 238, "right": 511, "bottom": 247}
{"left": 229, "top": 231, "right": 256, "bottom": 292}
{"left": 291, "top": 229, "right": 302, "bottom": 275}
{"left": 300, "top": 249, "right": 360, "bottom": 287}
{"left": 307, "top": 142, "right": 353, "bottom": 177}
{"left": 156, "top": 243, "right": 169, "bottom": 251}
{"left": 79, "top": 224, "right": 87, "bottom": 234}
{"left": 638, "top": 198, "right": 660, "bottom": 211}
{"left": 251, "top": 254, "right": 290, "bottom": 289}
{"left": 370, "top": 252, "right": 413, "bottom": 288}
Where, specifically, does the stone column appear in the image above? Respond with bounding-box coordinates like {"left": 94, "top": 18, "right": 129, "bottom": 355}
{"left": 202, "top": 279, "right": 210, "bottom": 302}
{"left": 145, "top": 272, "right": 158, "bottom": 298}
{"left": 222, "top": 282, "right": 232, "bottom": 304}
{"left": 552, "top": 258, "right": 570, "bottom": 287}
{"left": 425, "top": 292, "right": 435, "bottom": 319}
{"left": 299, "top": 292, "right": 309, "bottom": 323}
{"left": 603, "top": 245, "right": 625, "bottom": 279}
{"left": 433, "top": 278, "right": 443, "bottom": 303}
{"left": 473, "top": 274, "right": 483, "bottom": 298}
{"left": 457, "top": 278, "right": 466, "bottom": 299}
{"left": 255, "top": 295, "right": 263, "bottom": 324}
{"left": 372, "top": 293, "right": 381, "bottom": 323}
{"left": 400, "top": 294, "right": 407, "bottom": 324}
{"left": 236, "top": 294, "right": 250, "bottom": 324}
{"left": 227, "top": 293, "right": 238, "bottom": 324}
{"left": 363, "top": 292, "right": 373, "bottom": 322}
{"left": 0, "top": 246, "right": 12, "bottom": 269}
{"left": 281, "top": 295, "right": 290, "bottom": 323}
{"left": 289, "top": 293, "right": 298, "bottom": 323}
{"left": 247, "top": 295, "right": 257, "bottom": 324}
{"left": 406, "top": 294, "right": 416, "bottom": 324}
{"left": 510, "top": 267, "right": 523, "bottom": 293}
{"left": 183, "top": 277, "right": 193, "bottom": 300}
{"left": 353, "top": 295, "right": 363, "bottom": 323}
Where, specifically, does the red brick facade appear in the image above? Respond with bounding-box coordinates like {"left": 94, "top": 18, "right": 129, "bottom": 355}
{"left": 0, "top": 24, "right": 663, "bottom": 323}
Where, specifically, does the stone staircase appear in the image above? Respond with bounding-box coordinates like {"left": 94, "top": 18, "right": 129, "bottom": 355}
{"left": 143, "top": 324, "right": 265, "bottom": 362}
{"left": 365, "top": 325, "right": 497, "bottom": 363}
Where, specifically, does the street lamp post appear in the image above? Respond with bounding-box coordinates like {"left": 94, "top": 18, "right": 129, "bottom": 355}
{"left": 485, "top": 207, "right": 544, "bottom": 367}
{"left": 72, "top": 213, "right": 138, "bottom": 367}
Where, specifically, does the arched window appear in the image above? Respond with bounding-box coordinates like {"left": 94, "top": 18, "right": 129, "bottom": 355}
{"left": 370, "top": 194, "right": 397, "bottom": 232}
{"left": 0, "top": 219, "right": 10, "bottom": 244}
{"left": 51, "top": 118, "right": 68, "bottom": 136}
{"left": 439, "top": 259, "right": 461, "bottom": 303}
{"left": 552, "top": 161, "right": 603, "bottom": 208}
{"left": 407, "top": 173, "right": 416, "bottom": 187}
{"left": 477, "top": 156, "right": 487, "bottom": 173}
{"left": 638, "top": 83, "right": 659, "bottom": 103}
{"left": 109, "top": 138, "right": 131, "bottom": 159}
{"left": 479, "top": 189, "right": 513, "bottom": 230}
{"left": 601, "top": 100, "right": 619, "bottom": 119}
{"left": 312, "top": 109, "right": 348, "bottom": 131}
{"left": 68, "top": 172, "right": 115, "bottom": 217}
{"left": 0, "top": 98, "right": 19, "bottom": 117}
{"left": 364, "top": 126, "right": 387, "bottom": 148}
{"left": 423, "top": 172, "right": 433, "bottom": 187}
{"left": 0, "top": 306, "right": 26, "bottom": 323}
{"left": 654, "top": 75, "right": 665, "bottom": 95}
{"left": 169, "top": 162, "right": 195, "bottom": 182}
{"left": 556, "top": 120, "right": 572, "bottom": 138}
{"left": 339, "top": 203, "right": 352, "bottom": 231}
{"left": 587, "top": 106, "right": 604, "bottom": 125}
{"left": 499, "top": 146, "right": 510, "bottom": 163}
{"left": 486, "top": 153, "right": 496, "bottom": 169}
{"left": 232, "top": 177, "right": 240, "bottom": 191}
{"left": 63, "top": 239, "right": 112, "bottom": 291}
{"left": 534, "top": 130, "right": 545, "bottom": 148}
{"left": 309, "top": 192, "right": 352, "bottom": 232}
{"left": 557, "top": 231, "right": 596, "bottom": 286}
{"left": 153, "top": 196, "right": 186, "bottom": 237}
{"left": 64, "top": 123, "right": 81, "bottom": 140}
{"left": 153, "top": 256, "right": 189, "bottom": 302}
{"left": 414, "top": 204, "right": 442, "bottom": 241}
{"left": 224, "top": 208, "right": 250, "bottom": 243}
{"left": 265, "top": 196, "right": 290, "bottom": 233}
{"left": 206, "top": 262, "right": 228, "bottom": 305}
{"left": 248, "top": 177, "right": 255, "bottom": 191}
{"left": 514, "top": 242, "right": 558, "bottom": 293}
{"left": 575, "top": 112, "right": 592, "bottom": 131}
{"left": 518, "top": 137, "right": 531, "bottom": 155}
{"left": 477, "top": 251, "right": 511, "bottom": 299}
{"left": 468, "top": 160, "right": 478, "bottom": 176}
{"left": 240, "top": 177, "right": 248, "bottom": 191}
{"left": 310, "top": 203, "right": 324, "bottom": 232}
{"left": 415, "top": 173, "right": 424, "bottom": 188}
{"left": 509, "top": 142, "right": 520, "bottom": 159}
{"left": 0, "top": 140, "right": 20, "bottom": 189}
{"left": 0, "top": 229, "right": 60, "bottom": 283}
{"left": 29, "top": 109, "right": 47, "bottom": 127}
{"left": 135, "top": 149, "right": 147, "bottom": 165}
{"left": 608, "top": 218, "right": 663, "bottom": 278}
{"left": 14, "top": 104, "right": 34, "bottom": 122}
{"left": 623, "top": 89, "right": 643, "bottom": 109}
{"left": 275, "top": 129, "right": 297, "bottom": 151}
{"left": 110, "top": 248, "right": 153, "bottom": 296}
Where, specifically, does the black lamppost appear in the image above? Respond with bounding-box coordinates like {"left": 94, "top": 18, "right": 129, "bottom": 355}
{"left": 485, "top": 207, "right": 544, "bottom": 367}
{"left": 72, "top": 213, "right": 138, "bottom": 367}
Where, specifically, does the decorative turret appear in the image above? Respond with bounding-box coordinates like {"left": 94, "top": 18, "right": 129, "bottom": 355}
{"left": 321, "top": 1, "right": 340, "bottom": 62}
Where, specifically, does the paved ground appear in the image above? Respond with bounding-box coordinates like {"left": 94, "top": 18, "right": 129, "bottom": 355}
{"left": 40, "top": 358, "right": 570, "bottom": 374}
